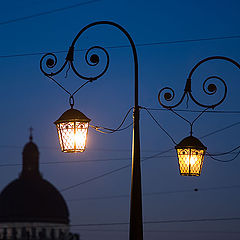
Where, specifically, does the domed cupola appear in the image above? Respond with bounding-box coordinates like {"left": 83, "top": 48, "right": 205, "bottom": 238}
{"left": 0, "top": 131, "right": 71, "bottom": 239}
{"left": 21, "top": 133, "right": 41, "bottom": 178}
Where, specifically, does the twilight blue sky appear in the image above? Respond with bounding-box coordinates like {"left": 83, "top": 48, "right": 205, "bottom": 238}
{"left": 0, "top": 0, "right": 240, "bottom": 239}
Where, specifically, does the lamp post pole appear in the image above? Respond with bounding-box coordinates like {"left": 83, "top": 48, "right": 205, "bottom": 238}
{"left": 71, "top": 21, "right": 143, "bottom": 240}
{"left": 41, "top": 21, "right": 143, "bottom": 240}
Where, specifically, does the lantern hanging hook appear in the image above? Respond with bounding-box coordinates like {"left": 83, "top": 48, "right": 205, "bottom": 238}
{"left": 69, "top": 95, "right": 75, "bottom": 108}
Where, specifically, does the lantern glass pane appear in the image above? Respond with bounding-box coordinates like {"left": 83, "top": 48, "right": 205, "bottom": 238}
{"left": 56, "top": 121, "right": 89, "bottom": 153}
{"left": 177, "top": 148, "right": 205, "bottom": 176}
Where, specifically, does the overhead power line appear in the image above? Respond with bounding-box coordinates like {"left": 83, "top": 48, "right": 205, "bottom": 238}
{"left": 0, "top": 217, "right": 237, "bottom": 230}
{"left": 0, "top": 35, "right": 240, "bottom": 58}
{"left": 0, "top": 0, "right": 101, "bottom": 26}
{"left": 69, "top": 217, "right": 240, "bottom": 227}
{"left": 147, "top": 108, "right": 240, "bottom": 114}
{"left": 72, "top": 228, "right": 240, "bottom": 234}
{"left": 200, "top": 121, "right": 240, "bottom": 139}
{"left": 67, "top": 184, "right": 240, "bottom": 202}
{"left": 60, "top": 164, "right": 130, "bottom": 192}
{"left": 60, "top": 148, "right": 174, "bottom": 192}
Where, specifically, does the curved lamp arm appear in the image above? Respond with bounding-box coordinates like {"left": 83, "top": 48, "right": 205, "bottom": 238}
{"left": 69, "top": 21, "right": 139, "bottom": 104}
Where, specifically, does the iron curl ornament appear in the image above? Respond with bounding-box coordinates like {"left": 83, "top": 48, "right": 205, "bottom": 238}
{"left": 158, "top": 56, "right": 240, "bottom": 109}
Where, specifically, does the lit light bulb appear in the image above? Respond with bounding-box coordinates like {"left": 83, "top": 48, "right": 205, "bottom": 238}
{"left": 74, "top": 127, "right": 88, "bottom": 150}
{"left": 190, "top": 155, "right": 197, "bottom": 165}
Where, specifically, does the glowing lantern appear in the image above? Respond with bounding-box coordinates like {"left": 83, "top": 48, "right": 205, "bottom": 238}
{"left": 175, "top": 136, "right": 207, "bottom": 176}
{"left": 54, "top": 108, "right": 91, "bottom": 153}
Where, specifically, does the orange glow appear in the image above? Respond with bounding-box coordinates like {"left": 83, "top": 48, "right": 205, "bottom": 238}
{"left": 56, "top": 121, "right": 89, "bottom": 153}
{"left": 177, "top": 148, "right": 205, "bottom": 176}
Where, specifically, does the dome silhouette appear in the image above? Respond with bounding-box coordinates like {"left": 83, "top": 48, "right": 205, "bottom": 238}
{"left": 0, "top": 135, "right": 69, "bottom": 224}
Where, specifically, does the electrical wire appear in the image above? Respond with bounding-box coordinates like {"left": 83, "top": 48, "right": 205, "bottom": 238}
{"left": 66, "top": 184, "right": 240, "bottom": 202}
{"left": 149, "top": 104, "right": 240, "bottom": 162}
{"left": 142, "top": 108, "right": 240, "bottom": 146}
{"left": 207, "top": 151, "right": 240, "bottom": 163}
{"left": 143, "top": 109, "right": 240, "bottom": 136}
{"left": 200, "top": 121, "right": 240, "bottom": 139}
{"left": 141, "top": 107, "right": 177, "bottom": 144}
{"left": 0, "top": 153, "right": 176, "bottom": 168}
{"left": 68, "top": 228, "right": 240, "bottom": 234}
{"left": 90, "top": 107, "right": 133, "bottom": 134}
{"left": 147, "top": 108, "right": 240, "bottom": 114}
{"left": 69, "top": 217, "right": 240, "bottom": 227}
{"left": 60, "top": 164, "right": 130, "bottom": 192}
{"left": 0, "top": 217, "right": 237, "bottom": 230}
{"left": 206, "top": 143, "right": 240, "bottom": 162}
{"left": 91, "top": 123, "right": 133, "bottom": 134}
{"left": 0, "top": 158, "right": 130, "bottom": 168}
{"left": 60, "top": 148, "right": 174, "bottom": 192}
{"left": 0, "top": 0, "right": 102, "bottom": 26}
{"left": 208, "top": 145, "right": 240, "bottom": 156}
{"left": 145, "top": 106, "right": 240, "bottom": 162}
{"left": 1, "top": 35, "right": 240, "bottom": 58}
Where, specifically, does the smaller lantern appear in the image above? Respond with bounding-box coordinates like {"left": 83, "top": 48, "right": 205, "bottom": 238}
{"left": 54, "top": 108, "right": 91, "bottom": 153}
{"left": 175, "top": 136, "right": 207, "bottom": 176}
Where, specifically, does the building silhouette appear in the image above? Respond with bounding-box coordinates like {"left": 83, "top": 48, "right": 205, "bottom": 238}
{"left": 0, "top": 134, "right": 79, "bottom": 240}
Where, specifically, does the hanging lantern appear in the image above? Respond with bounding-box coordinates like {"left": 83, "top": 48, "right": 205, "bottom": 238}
{"left": 175, "top": 136, "right": 207, "bottom": 176}
{"left": 54, "top": 108, "right": 91, "bottom": 153}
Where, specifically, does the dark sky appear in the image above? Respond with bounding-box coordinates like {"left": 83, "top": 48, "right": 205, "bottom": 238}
{"left": 0, "top": 0, "right": 240, "bottom": 239}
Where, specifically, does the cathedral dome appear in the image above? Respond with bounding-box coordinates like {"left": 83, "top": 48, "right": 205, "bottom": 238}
{"left": 0, "top": 135, "right": 69, "bottom": 224}
{"left": 0, "top": 177, "right": 69, "bottom": 224}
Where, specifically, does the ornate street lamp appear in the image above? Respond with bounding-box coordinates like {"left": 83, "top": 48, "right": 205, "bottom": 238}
{"left": 158, "top": 56, "right": 240, "bottom": 176}
{"left": 54, "top": 107, "right": 91, "bottom": 153}
{"left": 40, "top": 21, "right": 142, "bottom": 240}
{"left": 175, "top": 135, "right": 207, "bottom": 176}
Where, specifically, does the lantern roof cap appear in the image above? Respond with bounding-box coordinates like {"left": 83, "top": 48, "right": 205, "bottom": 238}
{"left": 175, "top": 135, "right": 207, "bottom": 150}
{"left": 54, "top": 108, "right": 91, "bottom": 124}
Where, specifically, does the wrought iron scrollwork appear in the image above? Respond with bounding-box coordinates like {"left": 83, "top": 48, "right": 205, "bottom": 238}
{"left": 40, "top": 21, "right": 139, "bottom": 110}
{"left": 40, "top": 45, "right": 109, "bottom": 81}
{"left": 70, "top": 45, "right": 109, "bottom": 81}
{"left": 40, "top": 24, "right": 112, "bottom": 107}
{"left": 158, "top": 56, "right": 240, "bottom": 109}
{"left": 158, "top": 86, "right": 185, "bottom": 109}
{"left": 40, "top": 52, "right": 68, "bottom": 77}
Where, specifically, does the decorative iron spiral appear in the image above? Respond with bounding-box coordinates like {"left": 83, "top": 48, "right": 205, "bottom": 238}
{"left": 158, "top": 87, "right": 182, "bottom": 109}
{"left": 203, "top": 76, "right": 219, "bottom": 95}
{"left": 188, "top": 75, "right": 227, "bottom": 108}
{"left": 70, "top": 46, "right": 109, "bottom": 81}
{"left": 40, "top": 53, "right": 68, "bottom": 76}
{"left": 40, "top": 45, "right": 109, "bottom": 82}
{"left": 158, "top": 56, "right": 240, "bottom": 109}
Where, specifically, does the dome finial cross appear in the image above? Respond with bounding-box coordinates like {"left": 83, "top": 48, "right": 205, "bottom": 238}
{"left": 29, "top": 127, "right": 33, "bottom": 142}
